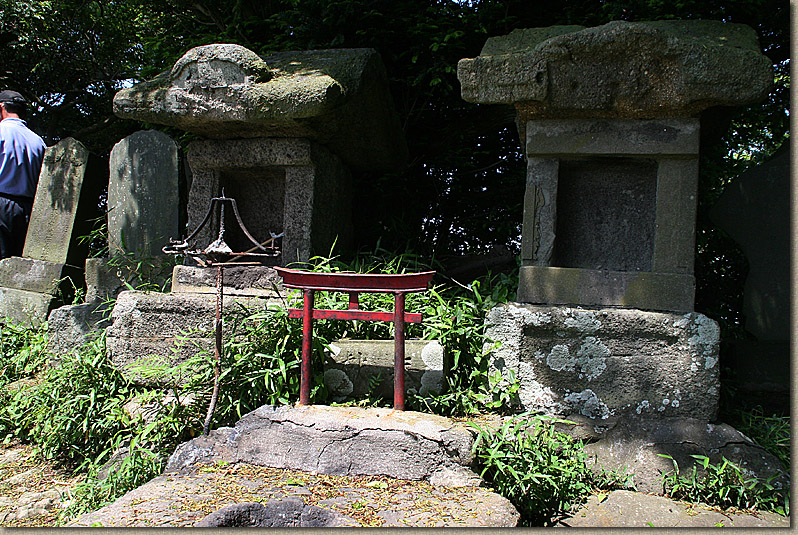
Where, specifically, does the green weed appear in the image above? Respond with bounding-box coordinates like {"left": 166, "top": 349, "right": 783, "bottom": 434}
{"left": 733, "top": 408, "right": 790, "bottom": 469}
{"left": 469, "top": 412, "right": 630, "bottom": 526}
{"left": 659, "top": 454, "right": 789, "bottom": 516}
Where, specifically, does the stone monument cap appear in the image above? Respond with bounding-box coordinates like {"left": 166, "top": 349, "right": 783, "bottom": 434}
{"left": 458, "top": 20, "right": 773, "bottom": 120}
{"left": 113, "top": 44, "right": 407, "bottom": 172}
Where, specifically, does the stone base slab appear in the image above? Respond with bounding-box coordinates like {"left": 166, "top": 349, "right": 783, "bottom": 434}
{"left": 485, "top": 303, "right": 720, "bottom": 421}
{"left": 106, "top": 290, "right": 279, "bottom": 384}
{"left": 0, "top": 257, "right": 81, "bottom": 294}
{"left": 0, "top": 287, "right": 58, "bottom": 326}
{"left": 323, "top": 339, "right": 444, "bottom": 401}
{"left": 517, "top": 265, "right": 694, "bottom": 312}
{"left": 167, "top": 404, "right": 480, "bottom": 486}
{"left": 170, "top": 265, "right": 283, "bottom": 297}
{"left": 69, "top": 461, "right": 518, "bottom": 527}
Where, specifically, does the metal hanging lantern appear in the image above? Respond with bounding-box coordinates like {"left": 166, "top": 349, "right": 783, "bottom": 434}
{"left": 162, "top": 193, "right": 282, "bottom": 435}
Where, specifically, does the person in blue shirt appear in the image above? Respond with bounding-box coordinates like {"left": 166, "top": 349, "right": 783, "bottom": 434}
{"left": 0, "top": 90, "right": 47, "bottom": 259}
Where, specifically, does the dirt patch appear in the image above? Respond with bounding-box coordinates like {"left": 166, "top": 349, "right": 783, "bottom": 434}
{"left": 0, "top": 440, "right": 84, "bottom": 527}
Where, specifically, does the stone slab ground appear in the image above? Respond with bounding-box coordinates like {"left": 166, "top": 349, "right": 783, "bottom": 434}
{"left": 559, "top": 490, "right": 790, "bottom": 528}
{"left": 68, "top": 462, "right": 518, "bottom": 527}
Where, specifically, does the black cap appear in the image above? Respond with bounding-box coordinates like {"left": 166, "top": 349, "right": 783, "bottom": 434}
{"left": 0, "top": 91, "right": 26, "bottom": 103}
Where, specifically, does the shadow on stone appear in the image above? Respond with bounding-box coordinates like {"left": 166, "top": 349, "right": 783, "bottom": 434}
{"left": 193, "top": 499, "right": 354, "bottom": 527}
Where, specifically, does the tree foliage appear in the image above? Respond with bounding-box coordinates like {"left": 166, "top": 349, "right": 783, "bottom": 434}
{"left": 0, "top": 0, "right": 789, "bottom": 334}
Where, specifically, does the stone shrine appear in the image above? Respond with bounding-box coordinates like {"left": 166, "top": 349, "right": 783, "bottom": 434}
{"left": 457, "top": 20, "right": 773, "bottom": 420}
{"left": 0, "top": 138, "right": 103, "bottom": 324}
{"left": 102, "top": 44, "right": 412, "bottom": 389}
{"left": 114, "top": 44, "right": 406, "bottom": 267}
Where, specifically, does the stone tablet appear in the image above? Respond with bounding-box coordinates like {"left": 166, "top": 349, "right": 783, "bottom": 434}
{"left": 108, "top": 130, "right": 180, "bottom": 259}
{"left": 22, "top": 138, "right": 99, "bottom": 264}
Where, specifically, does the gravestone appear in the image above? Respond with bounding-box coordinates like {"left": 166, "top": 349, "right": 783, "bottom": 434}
{"left": 0, "top": 138, "right": 103, "bottom": 325}
{"left": 108, "top": 130, "right": 181, "bottom": 260}
{"left": 48, "top": 131, "right": 183, "bottom": 359}
{"left": 457, "top": 20, "right": 773, "bottom": 419}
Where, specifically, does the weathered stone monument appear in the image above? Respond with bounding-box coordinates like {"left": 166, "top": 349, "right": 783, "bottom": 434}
{"left": 0, "top": 138, "right": 103, "bottom": 325}
{"left": 103, "top": 44, "right": 410, "bottom": 385}
{"left": 113, "top": 44, "right": 406, "bottom": 266}
{"left": 107, "top": 130, "right": 182, "bottom": 260}
{"left": 457, "top": 20, "right": 773, "bottom": 421}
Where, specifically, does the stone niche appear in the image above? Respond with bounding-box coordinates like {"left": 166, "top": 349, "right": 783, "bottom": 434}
{"left": 457, "top": 20, "right": 773, "bottom": 420}
{"left": 519, "top": 118, "right": 699, "bottom": 312}
{"left": 184, "top": 137, "right": 352, "bottom": 266}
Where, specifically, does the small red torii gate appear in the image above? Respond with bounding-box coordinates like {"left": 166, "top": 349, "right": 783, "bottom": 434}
{"left": 275, "top": 267, "right": 436, "bottom": 410}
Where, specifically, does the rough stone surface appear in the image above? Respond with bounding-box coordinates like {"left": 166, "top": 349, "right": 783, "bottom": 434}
{"left": 560, "top": 490, "right": 789, "bottom": 528}
{"left": 46, "top": 303, "right": 111, "bottom": 363}
{"left": 193, "top": 499, "right": 355, "bottom": 527}
{"left": 22, "top": 138, "right": 103, "bottom": 266}
{"left": 517, "top": 266, "right": 696, "bottom": 313}
{"left": 84, "top": 257, "right": 128, "bottom": 304}
{"left": 171, "top": 264, "right": 283, "bottom": 296}
{"left": 485, "top": 303, "right": 720, "bottom": 420}
{"left": 108, "top": 130, "right": 181, "bottom": 259}
{"left": 105, "top": 290, "right": 279, "bottom": 385}
{"left": 0, "top": 257, "right": 81, "bottom": 297}
{"left": 184, "top": 137, "right": 353, "bottom": 265}
{"left": 69, "top": 461, "right": 518, "bottom": 528}
{"left": 572, "top": 416, "right": 790, "bottom": 495}
{"left": 324, "top": 339, "right": 444, "bottom": 401}
{"left": 114, "top": 44, "right": 407, "bottom": 172}
{"left": 458, "top": 20, "right": 772, "bottom": 119}
{"left": 167, "top": 404, "right": 480, "bottom": 486}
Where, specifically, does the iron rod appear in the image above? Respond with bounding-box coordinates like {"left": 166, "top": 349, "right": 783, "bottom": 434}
{"left": 203, "top": 264, "right": 224, "bottom": 435}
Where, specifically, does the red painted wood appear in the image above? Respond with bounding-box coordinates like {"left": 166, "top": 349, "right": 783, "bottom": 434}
{"left": 299, "top": 289, "right": 314, "bottom": 405}
{"left": 275, "top": 267, "right": 435, "bottom": 293}
{"left": 286, "top": 308, "right": 422, "bottom": 323}
{"left": 394, "top": 292, "right": 406, "bottom": 410}
{"left": 276, "top": 267, "right": 435, "bottom": 411}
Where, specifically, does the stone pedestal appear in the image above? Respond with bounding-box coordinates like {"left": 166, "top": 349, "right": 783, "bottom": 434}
{"left": 485, "top": 303, "right": 721, "bottom": 421}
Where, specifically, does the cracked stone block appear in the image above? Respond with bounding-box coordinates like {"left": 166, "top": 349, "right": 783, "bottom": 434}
{"left": 580, "top": 416, "right": 789, "bottom": 495}
{"left": 166, "top": 404, "right": 479, "bottom": 486}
